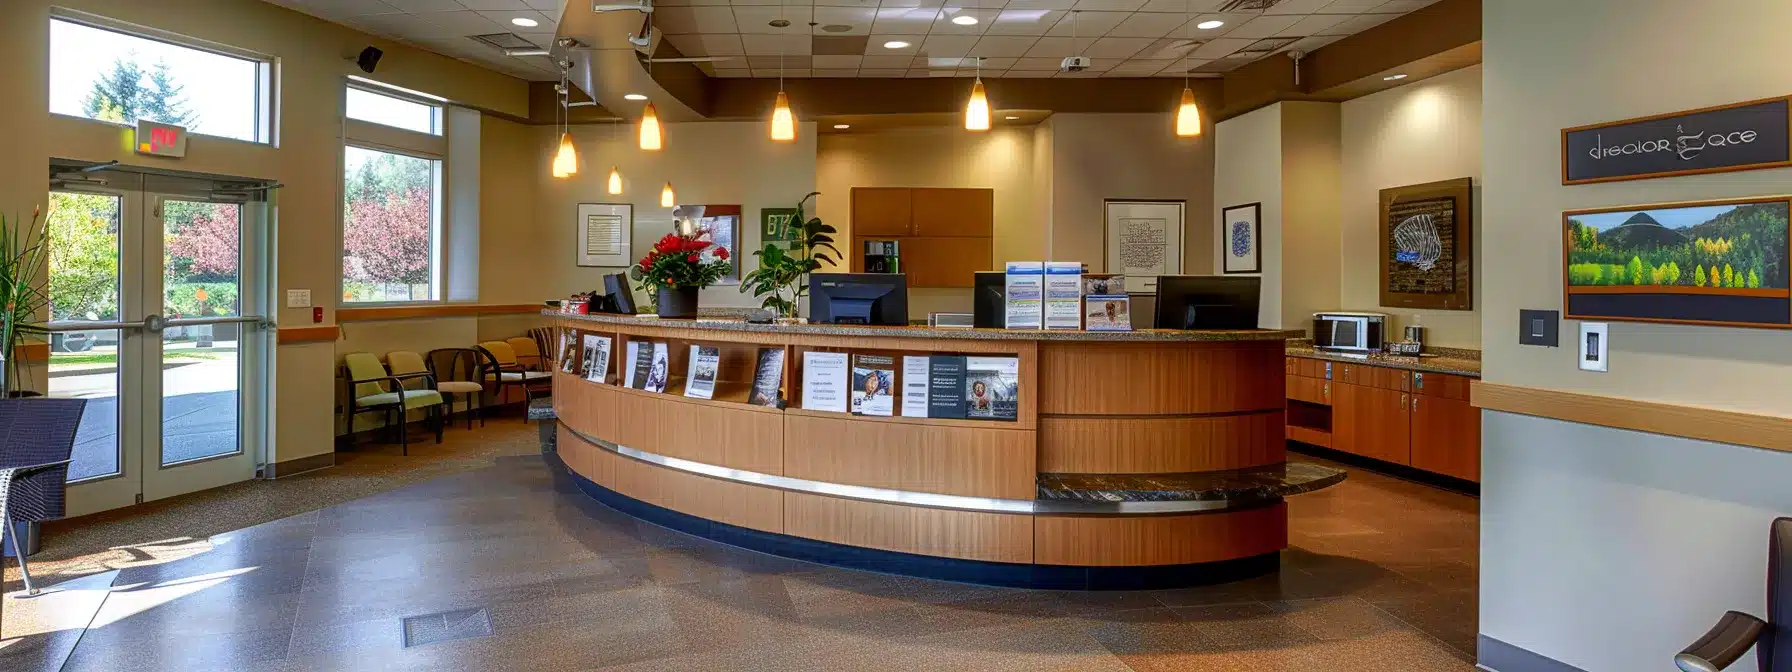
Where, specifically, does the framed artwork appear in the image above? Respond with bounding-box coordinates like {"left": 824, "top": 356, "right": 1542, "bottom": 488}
{"left": 697, "top": 204, "right": 743, "bottom": 284}
{"left": 1220, "top": 202, "right": 1262, "bottom": 274}
{"left": 577, "top": 203, "right": 632, "bottom": 267}
{"left": 1380, "top": 178, "right": 1474, "bottom": 311}
{"left": 760, "top": 207, "right": 800, "bottom": 250}
{"left": 1103, "top": 200, "right": 1185, "bottom": 294}
{"left": 1563, "top": 196, "right": 1792, "bottom": 328}
{"left": 1561, "top": 95, "right": 1792, "bottom": 185}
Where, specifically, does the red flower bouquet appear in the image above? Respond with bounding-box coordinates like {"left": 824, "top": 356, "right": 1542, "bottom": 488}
{"left": 629, "top": 230, "right": 731, "bottom": 317}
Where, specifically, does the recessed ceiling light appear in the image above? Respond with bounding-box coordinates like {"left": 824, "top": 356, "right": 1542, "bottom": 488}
{"left": 833, "top": 124, "right": 851, "bottom": 129}
{"left": 883, "top": 40, "right": 911, "bottom": 49}
{"left": 952, "top": 15, "right": 979, "bottom": 25}
{"left": 511, "top": 17, "right": 539, "bottom": 27}
{"left": 1196, "top": 20, "right": 1224, "bottom": 29}
{"left": 624, "top": 93, "right": 648, "bottom": 100}
{"left": 1383, "top": 73, "right": 1408, "bottom": 81}
{"left": 1005, "top": 115, "right": 1019, "bottom": 120}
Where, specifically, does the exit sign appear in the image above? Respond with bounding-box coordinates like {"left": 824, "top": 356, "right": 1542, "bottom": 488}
{"left": 135, "top": 119, "right": 188, "bottom": 158}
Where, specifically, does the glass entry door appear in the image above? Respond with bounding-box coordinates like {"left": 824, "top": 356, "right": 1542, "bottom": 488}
{"left": 47, "top": 172, "right": 268, "bottom": 517}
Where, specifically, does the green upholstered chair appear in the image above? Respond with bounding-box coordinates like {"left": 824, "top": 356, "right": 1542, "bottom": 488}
{"left": 343, "top": 351, "right": 443, "bottom": 454}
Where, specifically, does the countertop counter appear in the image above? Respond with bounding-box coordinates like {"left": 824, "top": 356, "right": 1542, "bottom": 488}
{"left": 552, "top": 311, "right": 1305, "bottom": 343}
{"left": 1037, "top": 463, "right": 1347, "bottom": 504}
{"left": 1285, "top": 343, "right": 1482, "bottom": 378}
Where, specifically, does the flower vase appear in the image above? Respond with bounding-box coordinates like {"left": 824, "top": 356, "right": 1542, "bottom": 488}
{"left": 657, "top": 286, "right": 700, "bottom": 319}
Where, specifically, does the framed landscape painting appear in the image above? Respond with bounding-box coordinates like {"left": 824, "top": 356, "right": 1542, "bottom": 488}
{"left": 1563, "top": 196, "right": 1792, "bottom": 328}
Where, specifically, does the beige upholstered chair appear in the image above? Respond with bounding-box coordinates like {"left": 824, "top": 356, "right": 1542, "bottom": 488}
{"left": 477, "top": 340, "right": 551, "bottom": 420}
{"left": 508, "top": 336, "right": 547, "bottom": 371}
{"left": 343, "top": 352, "right": 443, "bottom": 454}
{"left": 426, "top": 348, "right": 486, "bottom": 429}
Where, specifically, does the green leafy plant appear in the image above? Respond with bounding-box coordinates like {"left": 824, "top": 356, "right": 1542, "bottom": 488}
{"left": 1, "top": 207, "right": 51, "bottom": 396}
{"left": 740, "top": 192, "right": 840, "bottom": 318}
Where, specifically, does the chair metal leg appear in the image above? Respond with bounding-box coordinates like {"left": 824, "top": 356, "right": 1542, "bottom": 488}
{"left": 399, "top": 406, "right": 409, "bottom": 456}
{"left": 435, "top": 403, "right": 444, "bottom": 444}
{"left": 7, "top": 516, "right": 37, "bottom": 596}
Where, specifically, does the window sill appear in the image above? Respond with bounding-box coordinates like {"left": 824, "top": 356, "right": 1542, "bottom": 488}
{"left": 337, "top": 303, "right": 544, "bottom": 322}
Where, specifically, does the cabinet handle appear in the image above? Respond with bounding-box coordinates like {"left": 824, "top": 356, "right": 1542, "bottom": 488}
{"left": 1401, "top": 394, "right": 1408, "bottom": 410}
{"left": 1412, "top": 396, "right": 1419, "bottom": 411}
{"left": 1414, "top": 372, "right": 1425, "bottom": 389}
{"left": 1323, "top": 383, "right": 1330, "bottom": 400}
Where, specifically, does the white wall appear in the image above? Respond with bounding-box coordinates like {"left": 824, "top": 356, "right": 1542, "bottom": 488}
{"left": 1341, "top": 65, "right": 1483, "bottom": 348}
{"left": 1481, "top": 2, "right": 1792, "bottom": 670}
{"left": 1213, "top": 104, "right": 1284, "bottom": 328}
{"left": 1048, "top": 113, "right": 1216, "bottom": 276}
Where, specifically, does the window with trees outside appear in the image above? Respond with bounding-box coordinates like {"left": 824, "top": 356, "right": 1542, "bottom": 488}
{"left": 48, "top": 16, "right": 269, "bottom": 143}
{"left": 343, "top": 147, "right": 441, "bottom": 303}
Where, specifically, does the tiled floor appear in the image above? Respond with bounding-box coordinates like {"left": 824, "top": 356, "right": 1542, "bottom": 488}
{"left": 2, "top": 436, "right": 1479, "bottom": 671}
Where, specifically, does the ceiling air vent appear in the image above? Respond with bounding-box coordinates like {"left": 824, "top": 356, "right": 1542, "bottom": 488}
{"left": 1217, "top": 0, "right": 1286, "bottom": 11}
{"left": 469, "top": 33, "right": 539, "bottom": 51}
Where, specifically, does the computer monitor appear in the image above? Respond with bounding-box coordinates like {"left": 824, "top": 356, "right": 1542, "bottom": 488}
{"left": 809, "top": 273, "right": 909, "bottom": 325}
{"left": 1153, "top": 275, "right": 1260, "bottom": 330}
{"left": 599, "top": 272, "right": 637, "bottom": 314}
{"left": 973, "top": 271, "right": 1006, "bottom": 328}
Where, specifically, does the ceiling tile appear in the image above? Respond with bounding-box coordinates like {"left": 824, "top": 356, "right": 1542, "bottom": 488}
{"left": 1190, "top": 36, "right": 1251, "bottom": 58}
{"left": 345, "top": 13, "right": 436, "bottom": 38}
{"left": 1222, "top": 14, "right": 1300, "bottom": 38}
{"left": 1053, "top": 69, "right": 1103, "bottom": 77}
{"left": 1042, "top": 10, "right": 1126, "bottom": 37}
{"left": 474, "top": 9, "right": 555, "bottom": 31}
{"left": 1002, "top": 0, "right": 1076, "bottom": 8}
{"left": 814, "top": 68, "right": 863, "bottom": 76}
{"left": 959, "top": 56, "right": 1018, "bottom": 68}
{"left": 815, "top": 0, "right": 878, "bottom": 7}
{"left": 700, "top": 33, "right": 750, "bottom": 55}
{"left": 969, "top": 35, "right": 1040, "bottom": 57}
{"left": 811, "top": 54, "right": 865, "bottom": 67}
{"left": 871, "top": 7, "right": 943, "bottom": 34}
{"left": 1107, "top": 12, "right": 1188, "bottom": 38}
{"left": 1374, "top": 0, "right": 1438, "bottom": 11}
{"left": 812, "top": 6, "right": 879, "bottom": 32}
{"left": 523, "top": 0, "right": 561, "bottom": 9}
{"left": 748, "top": 55, "right": 814, "bottom": 67}
{"left": 460, "top": 0, "right": 533, "bottom": 9}
{"left": 1082, "top": 36, "right": 1153, "bottom": 58}
{"left": 1023, "top": 36, "right": 1078, "bottom": 57}
{"left": 655, "top": 6, "right": 739, "bottom": 33}
{"left": 1280, "top": 13, "right": 1347, "bottom": 36}
{"left": 288, "top": 0, "right": 396, "bottom": 14}
{"left": 861, "top": 53, "right": 916, "bottom": 67}
{"left": 1009, "top": 56, "right": 1062, "bottom": 69}
{"left": 516, "top": 31, "right": 557, "bottom": 47}
{"left": 712, "top": 69, "right": 754, "bottom": 77}
{"left": 754, "top": 67, "right": 813, "bottom": 76}
{"left": 413, "top": 10, "right": 508, "bottom": 36}
{"left": 1001, "top": 69, "right": 1057, "bottom": 77}
{"left": 919, "top": 34, "right": 980, "bottom": 56}
{"left": 1319, "top": 12, "right": 1398, "bottom": 35}
{"left": 1071, "top": 0, "right": 1147, "bottom": 10}
{"left": 743, "top": 33, "right": 814, "bottom": 53}
{"left": 666, "top": 33, "right": 712, "bottom": 55}
{"left": 813, "top": 34, "right": 871, "bottom": 53}
{"left": 1284, "top": 33, "right": 1341, "bottom": 53}
{"left": 1154, "top": 57, "right": 1211, "bottom": 74}
{"left": 983, "top": 8, "right": 1063, "bottom": 35}
{"left": 1264, "top": 0, "right": 1334, "bottom": 13}
{"left": 860, "top": 68, "right": 910, "bottom": 76}
{"left": 878, "top": 0, "right": 947, "bottom": 7}
{"left": 732, "top": 5, "right": 801, "bottom": 33}
{"left": 1102, "top": 58, "right": 1174, "bottom": 75}
{"left": 382, "top": 0, "right": 464, "bottom": 11}
{"left": 929, "top": 7, "right": 1002, "bottom": 34}
{"left": 1319, "top": 0, "right": 1387, "bottom": 10}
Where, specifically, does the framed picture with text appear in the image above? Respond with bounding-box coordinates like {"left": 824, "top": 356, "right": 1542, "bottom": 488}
{"left": 576, "top": 203, "right": 632, "bottom": 267}
{"left": 1220, "top": 203, "right": 1262, "bottom": 274}
{"left": 1103, "top": 200, "right": 1184, "bottom": 294}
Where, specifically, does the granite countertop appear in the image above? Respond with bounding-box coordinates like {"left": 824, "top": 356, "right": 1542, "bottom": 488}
{"left": 550, "top": 311, "right": 1305, "bottom": 343}
{"left": 1036, "top": 462, "right": 1347, "bottom": 504}
{"left": 1285, "top": 343, "right": 1482, "bottom": 378}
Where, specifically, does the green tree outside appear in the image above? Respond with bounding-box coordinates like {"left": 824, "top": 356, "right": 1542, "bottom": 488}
{"left": 47, "top": 192, "right": 121, "bottom": 321}
{"left": 82, "top": 55, "right": 199, "bottom": 127}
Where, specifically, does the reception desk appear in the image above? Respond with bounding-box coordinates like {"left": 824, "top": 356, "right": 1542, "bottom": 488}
{"left": 548, "top": 312, "right": 1341, "bottom": 589}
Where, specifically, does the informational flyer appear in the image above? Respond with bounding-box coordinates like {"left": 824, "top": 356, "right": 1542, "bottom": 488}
{"left": 583, "top": 335, "right": 612, "bottom": 383}
{"left": 900, "top": 356, "right": 931, "bottom": 417}
{"left": 1003, "top": 261, "right": 1044, "bottom": 330}
{"left": 800, "top": 351, "right": 850, "bottom": 413}
{"left": 622, "top": 341, "right": 642, "bottom": 387}
{"left": 684, "top": 345, "right": 720, "bottom": 399}
{"left": 1043, "top": 261, "right": 1083, "bottom": 330}
{"left": 1084, "top": 295, "right": 1133, "bottom": 332}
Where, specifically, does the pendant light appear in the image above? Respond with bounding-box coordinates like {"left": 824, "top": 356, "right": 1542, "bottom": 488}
{"left": 965, "top": 60, "right": 990, "bottom": 131}
{"left": 769, "top": 1, "right": 797, "bottom": 142}
{"left": 660, "top": 182, "right": 676, "bottom": 208}
{"left": 639, "top": 102, "right": 663, "bottom": 151}
{"left": 1173, "top": 0, "right": 1202, "bottom": 137}
{"left": 608, "top": 166, "right": 623, "bottom": 195}
{"left": 551, "top": 67, "right": 578, "bottom": 178}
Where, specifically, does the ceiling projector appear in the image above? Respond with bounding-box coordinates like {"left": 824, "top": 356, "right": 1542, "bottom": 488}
{"left": 1060, "top": 56, "right": 1092, "bottom": 73}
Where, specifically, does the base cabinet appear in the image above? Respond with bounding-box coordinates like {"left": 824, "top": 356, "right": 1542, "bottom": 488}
{"left": 1410, "top": 395, "right": 1480, "bottom": 481}
{"left": 1286, "top": 357, "right": 1479, "bottom": 483}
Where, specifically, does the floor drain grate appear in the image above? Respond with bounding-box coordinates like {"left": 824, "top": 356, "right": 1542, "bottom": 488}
{"left": 401, "top": 607, "right": 494, "bottom": 648}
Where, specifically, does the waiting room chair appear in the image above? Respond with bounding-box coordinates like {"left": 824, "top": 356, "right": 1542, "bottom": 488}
{"left": 426, "top": 348, "right": 486, "bottom": 430}
{"left": 1675, "top": 516, "right": 1789, "bottom": 672}
{"left": 508, "top": 336, "right": 548, "bottom": 372}
{"left": 0, "top": 397, "right": 86, "bottom": 601}
{"left": 343, "top": 352, "right": 444, "bottom": 455}
{"left": 528, "top": 327, "right": 556, "bottom": 369}
{"left": 476, "top": 340, "right": 551, "bottom": 421}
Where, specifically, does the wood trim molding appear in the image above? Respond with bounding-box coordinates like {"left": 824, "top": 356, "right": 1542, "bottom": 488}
{"left": 1472, "top": 381, "right": 1792, "bottom": 453}
{"left": 278, "top": 326, "right": 340, "bottom": 344}
{"left": 337, "top": 304, "right": 543, "bottom": 322}
{"left": 15, "top": 341, "right": 50, "bottom": 361}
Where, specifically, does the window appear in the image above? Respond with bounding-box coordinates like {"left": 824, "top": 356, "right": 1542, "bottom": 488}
{"left": 48, "top": 16, "right": 270, "bottom": 143}
{"left": 342, "top": 147, "right": 441, "bottom": 303}
{"left": 346, "top": 85, "right": 442, "bottom": 136}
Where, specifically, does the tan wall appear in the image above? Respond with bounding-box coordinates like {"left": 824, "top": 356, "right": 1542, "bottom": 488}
{"left": 1278, "top": 102, "right": 1343, "bottom": 333}
{"left": 0, "top": 0, "right": 529, "bottom": 462}
{"left": 1046, "top": 113, "right": 1216, "bottom": 275}
{"left": 1212, "top": 104, "right": 1284, "bottom": 328}
{"left": 1340, "top": 65, "right": 1482, "bottom": 348}
{"left": 816, "top": 126, "right": 1038, "bottom": 318}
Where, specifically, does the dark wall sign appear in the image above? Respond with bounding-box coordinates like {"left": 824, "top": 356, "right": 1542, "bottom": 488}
{"left": 1562, "top": 96, "right": 1792, "bottom": 185}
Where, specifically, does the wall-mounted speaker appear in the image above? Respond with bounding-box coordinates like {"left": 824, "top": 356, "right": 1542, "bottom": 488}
{"left": 356, "top": 46, "right": 383, "bottom": 74}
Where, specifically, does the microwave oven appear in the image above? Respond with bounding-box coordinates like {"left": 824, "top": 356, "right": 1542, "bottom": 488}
{"left": 1312, "top": 312, "right": 1388, "bottom": 352}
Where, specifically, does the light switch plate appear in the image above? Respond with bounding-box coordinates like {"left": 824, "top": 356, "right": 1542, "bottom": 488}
{"left": 1519, "top": 309, "right": 1559, "bottom": 347}
{"left": 285, "top": 289, "right": 312, "bottom": 309}
{"left": 1578, "top": 322, "right": 1608, "bottom": 372}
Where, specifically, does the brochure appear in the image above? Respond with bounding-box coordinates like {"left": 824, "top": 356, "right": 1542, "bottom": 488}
{"left": 900, "top": 356, "right": 930, "bottom": 417}
{"left": 1084, "top": 295, "right": 1134, "bottom": 332}
{"left": 748, "top": 348, "right": 786, "bottom": 407}
{"left": 1044, "top": 261, "right": 1083, "bottom": 330}
{"left": 559, "top": 331, "right": 579, "bottom": 373}
{"left": 851, "top": 354, "right": 895, "bottom": 416}
{"left": 926, "top": 356, "right": 968, "bottom": 419}
{"left": 964, "top": 356, "right": 1020, "bottom": 421}
{"left": 623, "top": 341, "right": 645, "bottom": 388}
{"left": 1082, "top": 274, "right": 1126, "bottom": 295}
{"left": 801, "top": 351, "right": 850, "bottom": 412}
{"left": 1003, "top": 261, "right": 1044, "bottom": 330}
{"left": 684, "top": 345, "right": 721, "bottom": 399}
{"left": 644, "top": 342, "right": 670, "bottom": 393}
{"left": 582, "top": 335, "right": 611, "bottom": 383}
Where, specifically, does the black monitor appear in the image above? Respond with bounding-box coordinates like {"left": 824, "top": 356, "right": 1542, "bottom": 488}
{"left": 809, "top": 273, "right": 909, "bottom": 325}
{"left": 599, "top": 272, "right": 637, "bottom": 314}
{"left": 1153, "top": 275, "right": 1260, "bottom": 330}
{"left": 973, "top": 271, "right": 1005, "bottom": 328}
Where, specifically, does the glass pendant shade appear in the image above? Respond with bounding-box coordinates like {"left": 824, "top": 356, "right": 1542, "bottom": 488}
{"left": 770, "top": 91, "right": 796, "bottom": 142}
{"left": 639, "top": 102, "right": 663, "bottom": 151}
{"left": 1175, "top": 87, "right": 1202, "bottom": 137}
{"left": 608, "top": 167, "right": 623, "bottom": 195}
{"left": 660, "top": 182, "right": 675, "bottom": 208}
{"left": 965, "top": 78, "right": 990, "bottom": 131}
{"left": 551, "top": 132, "right": 578, "bottom": 178}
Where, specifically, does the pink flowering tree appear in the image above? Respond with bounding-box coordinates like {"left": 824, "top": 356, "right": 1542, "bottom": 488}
{"left": 343, "top": 187, "right": 432, "bottom": 288}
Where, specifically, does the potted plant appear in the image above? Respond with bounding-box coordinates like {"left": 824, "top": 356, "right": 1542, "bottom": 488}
{"left": 629, "top": 228, "right": 732, "bottom": 319}
{"left": 740, "top": 192, "right": 840, "bottom": 321}
{"left": 1, "top": 207, "right": 49, "bottom": 397}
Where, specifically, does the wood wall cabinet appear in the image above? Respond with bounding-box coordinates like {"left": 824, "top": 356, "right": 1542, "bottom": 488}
{"left": 1285, "top": 356, "right": 1480, "bottom": 483}
{"left": 849, "top": 187, "right": 994, "bottom": 288}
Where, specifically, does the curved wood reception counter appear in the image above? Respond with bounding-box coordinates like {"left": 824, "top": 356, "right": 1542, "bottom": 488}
{"left": 547, "top": 312, "right": 1341, "bottom": 589}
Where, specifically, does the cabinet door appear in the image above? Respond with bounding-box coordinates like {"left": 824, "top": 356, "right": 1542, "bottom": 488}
{"left": 902, "top": 236, "right": 993, "bottom": 288}
{"left": 851, "top": 188, "right": 913, "bottom": 237}
{"left": 1412, "top": 395, "right": 1481, "bottom": 481}
{"left": 1331, "top": 382, "right": 1364, "bottom": 456}
{"left": 911, "top": 188, "right": 994, "bottom": 237}
{"left": 1367, "top": 389, "right": 1413, "bottom": 466}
